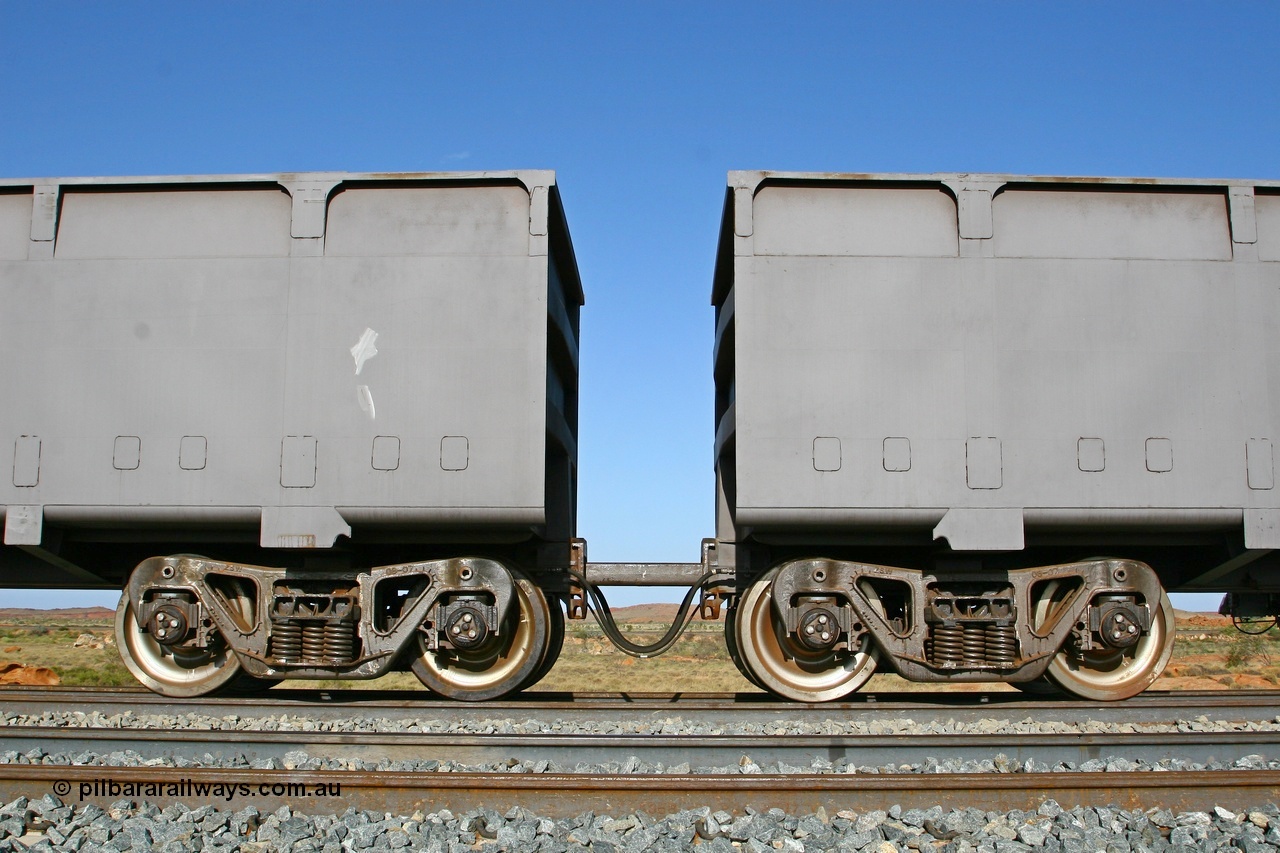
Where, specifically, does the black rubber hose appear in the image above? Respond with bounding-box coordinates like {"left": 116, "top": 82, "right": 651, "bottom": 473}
{"left": 567, "top": 571, "right": 714, "bottom": 658}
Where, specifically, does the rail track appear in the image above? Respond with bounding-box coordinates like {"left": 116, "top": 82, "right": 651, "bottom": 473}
{"left": 2, "top": 687, "right": 1278, "bottom": 820}
{"left": 4, "top": 721, "right": 1276, "bottom": 769}
{"left": 4, "top": 687, "right": 1280, "bottom": 769}
{"left": 1, "top": 765, "right": 1276, "bottom": 817}
{"left": 5, "top": 686, "right": 1280, "bottom": 726}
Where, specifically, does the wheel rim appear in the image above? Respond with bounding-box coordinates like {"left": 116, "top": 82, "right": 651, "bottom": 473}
{"left": 1035, "top": 581, "right": 1174, "bottom": 701}
{"left": 411, "top": 570, "right": 550, "bottom": 701}
{"left": 115, "top": 591, "right": 242, "bottom": 698}
{"left": 723, "top": 606, "right": 765, "bottom": 690}
{"left": 734, "top": 567, "right": 877, "bottom": 702}
{"left": 522, "top": 594, "right": 565, "bottom": 691}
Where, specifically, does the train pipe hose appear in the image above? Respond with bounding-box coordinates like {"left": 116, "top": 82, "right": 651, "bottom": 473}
{"left": 566, "top": 570, "right": 714, "bottom": 659}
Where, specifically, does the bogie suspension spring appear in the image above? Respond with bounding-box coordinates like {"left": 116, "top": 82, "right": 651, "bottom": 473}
{"left": 927, "top": 623, "right": 1017, "bottom": 667}
{"left": 270, "top": 619, "right": 359, "bottom": 665}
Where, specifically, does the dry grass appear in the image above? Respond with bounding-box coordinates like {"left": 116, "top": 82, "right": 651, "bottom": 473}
{"left": 536, "top": 624, "right": 752, "bottom": 694}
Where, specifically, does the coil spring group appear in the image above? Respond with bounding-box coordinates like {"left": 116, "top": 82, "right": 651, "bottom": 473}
{"left": 270, "top": 619, "right": 358, "bottom": 665}
{"left": 927, "top": 623, "right": 1018, "bottom": 667}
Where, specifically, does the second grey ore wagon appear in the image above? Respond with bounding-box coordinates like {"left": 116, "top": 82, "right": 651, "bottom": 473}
{"left": 711, "top": 171, "right": 1280, "bottom": 701}
{"left": 3, "top": 168, "right": 1280, "bottom": 702}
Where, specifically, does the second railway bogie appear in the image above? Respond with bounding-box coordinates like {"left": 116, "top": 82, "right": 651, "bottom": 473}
{"left": 722, "top": 557, "right": 1175, "bottom": 702}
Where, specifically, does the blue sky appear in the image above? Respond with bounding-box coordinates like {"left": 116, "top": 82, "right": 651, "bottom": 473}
{"left": 3, "top": 2, "right": 1277, "bottom": 609}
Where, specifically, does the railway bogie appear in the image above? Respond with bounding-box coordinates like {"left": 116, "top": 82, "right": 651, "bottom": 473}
{"left": 117, "top": 554, "right": 564, "bottom": 699}
{"left": 725, "top": 557, "right": 1173, "bottom": 702}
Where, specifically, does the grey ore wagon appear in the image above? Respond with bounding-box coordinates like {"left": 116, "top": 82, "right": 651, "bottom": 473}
{"left": 0, "top": 172, "right": 581, "bottom": 699}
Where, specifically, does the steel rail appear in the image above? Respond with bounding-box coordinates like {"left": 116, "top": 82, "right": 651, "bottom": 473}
{"left": 2, "top": 725, "right": 1276, "bottom": 769}
{"left": 0, "top": 765, "right": 1276, "bottom": 817}
{"left": 3, "top": 687, "right": 1279, "bottom": 727}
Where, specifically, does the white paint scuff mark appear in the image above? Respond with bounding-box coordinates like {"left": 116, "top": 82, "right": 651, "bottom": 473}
{"left": 351, "top": 328, "right": 379, "bottom": 375}
{"left": 357, "top": 385, "right": 376, "bottom": 419}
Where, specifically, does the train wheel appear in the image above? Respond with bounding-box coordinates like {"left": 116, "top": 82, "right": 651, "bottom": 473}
{"left": 115, "top": 591, "right": 243, "bottom": 698}
{"left": 410, "top": 569, "right": 550, "bottom": 701}
{"left": 734, "top": 567, "right": 878, "bottom": 702}
{"left": 1034, "top": 580, "right": 1175, "bottom": 701}
{"left": 521, "top": 593, "right": 565, "bottom": 690}
{"left": 723, "top": 606, "right": 766, "bottom": 690}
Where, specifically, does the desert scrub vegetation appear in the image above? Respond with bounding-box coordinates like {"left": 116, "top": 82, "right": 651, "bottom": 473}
{"left": 55, "top": 663, "right": 136, "bottom": 687}
{"left": 0, "top": 619, "right": 123, "bottom": 686}
{"left": 1225, "top": 630, "right": 1277, "bottom": 669}
{"left": 1227, "top": 635, "right": 1261, "bottom": 669}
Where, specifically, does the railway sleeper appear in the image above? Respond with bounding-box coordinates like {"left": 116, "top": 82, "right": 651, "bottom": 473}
{"left": 116, "top": 554, "right": 560, "bottom": 701}
{"left": 731, "top": 557, "right": 1174, "bottom": 702}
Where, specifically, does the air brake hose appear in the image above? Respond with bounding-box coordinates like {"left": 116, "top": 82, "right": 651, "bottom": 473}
{"left": 566, "top": 571, "right": 714, "bottom": 658}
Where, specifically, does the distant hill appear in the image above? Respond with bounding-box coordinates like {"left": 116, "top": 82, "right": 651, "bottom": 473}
{"left": 598, "top": 602, "right": 682, "bottom": 623}
{"left": 1174, "top": 609, "right": 1232, "bottom": 627}
{"left": 0, "top": 607, "right": 115, "bottom": 621}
